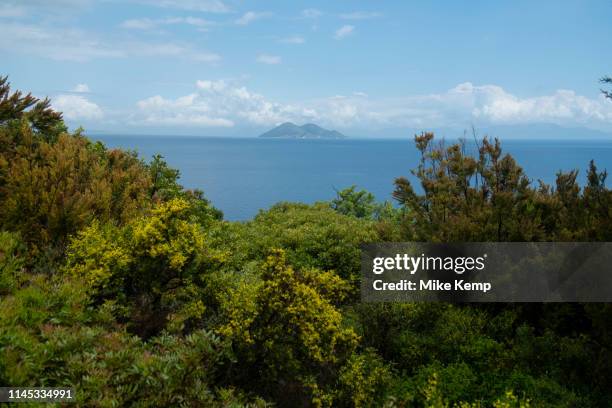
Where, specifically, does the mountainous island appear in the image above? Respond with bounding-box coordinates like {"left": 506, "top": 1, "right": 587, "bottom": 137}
{"left": 258, "top": 122, "right": 347, "bottom": 139}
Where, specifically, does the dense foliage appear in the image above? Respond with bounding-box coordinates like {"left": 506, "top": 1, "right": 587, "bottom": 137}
{"left": 1, "top": 77, "right": 611, "bottom": 407}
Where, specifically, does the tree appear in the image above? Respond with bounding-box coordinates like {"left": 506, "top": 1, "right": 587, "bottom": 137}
{"left": 393, "top": 133, "right": 544, "bottom": 242}
{"left": 600, "top": 76, "right": 612, "bottom": 100}
{"left": 0, "top": 76, "right": 65, "bottom": 140}
{"left": 331, "top": 185, "right": 378, "bottom": 219}
{"left": 0, "top": 130, "right": 152, "bottom": 254}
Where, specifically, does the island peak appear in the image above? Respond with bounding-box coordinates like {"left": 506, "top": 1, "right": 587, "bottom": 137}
{"left": 258, "top": 122, "right": 347, "bottom": 139}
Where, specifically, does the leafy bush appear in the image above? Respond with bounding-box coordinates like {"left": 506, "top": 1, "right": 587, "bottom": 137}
{"left": 65, "top": 198, "right": 217, "bottom": 338}
{"left": 209, "top": 202, "right": 378, "bottom": 287}
{"left": 0, "top": 231, "right": 25, "bottom": 295}
{"left": 0, "top": 272, "right": 267, "bottom": 407}
{"left": 218, "top": 249, "right": 361, "bottom": 406}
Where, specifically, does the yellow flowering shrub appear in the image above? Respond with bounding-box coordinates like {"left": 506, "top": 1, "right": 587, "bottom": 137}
{"left": 131, "top": 198, "right": 206, "bottom": 271}
{"left": 65, "top": 198, "right": 211, "bottom": 337}
{"left": 65, "top": 220, "right": 131, "bottom": 293}
{"left": 219, "top": 249, "right": 360, "bottom": 406}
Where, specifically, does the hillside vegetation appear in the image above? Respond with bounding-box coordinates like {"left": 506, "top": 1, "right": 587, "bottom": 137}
{"left": 1, "top": 77, "right": 611, "bottom": 407}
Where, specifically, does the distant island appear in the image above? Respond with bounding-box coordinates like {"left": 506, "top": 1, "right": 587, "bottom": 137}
{"left": 259, "top": 122, "right": 347, "bottom": 139}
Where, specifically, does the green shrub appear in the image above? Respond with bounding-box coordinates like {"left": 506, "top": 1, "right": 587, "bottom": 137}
{"left": 209, "top": 202, "right": 378, "bottom": 287}
{"left": 65, "top": 198, "right": 216, "bottom": 338}
{"left": 0, "top": 231, "right": 25, "bottom": 295}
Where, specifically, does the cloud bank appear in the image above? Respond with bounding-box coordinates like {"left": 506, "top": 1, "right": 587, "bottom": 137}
{"left": 126, "top": 80, "right": 612, "bottom": 132}
{"left": 131, "top": 80, "right": 315, "bottom": 128}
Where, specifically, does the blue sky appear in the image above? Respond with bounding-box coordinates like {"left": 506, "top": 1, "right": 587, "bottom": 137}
{"left": 3, "top": 0, "right": 612, "bottom": 137}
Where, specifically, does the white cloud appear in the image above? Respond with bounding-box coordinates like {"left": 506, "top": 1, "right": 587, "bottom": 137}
{"left": 340, "top": 11, "right": 382, "bottom": 20}
{"left": 13, "top": 0, "right": 92, "bottom": 6}
{"left": 0, "top": 22, "right": 220, "bottom": 62}
{"left": 134, "top": 0, "right": 229, "bottom": 13}
{"left": 0, "top": 0, "right": 229, "bottom": 18}
{"left": 54, "top": 78, "right": 612, "bottom": 132}
{"left": 235, "top": 11, "right": 271, "bottom": 25}
{"left": 0, "top": 0, "right": 93, "bottom": 17}
{"left": 120, "top": 16, "right": 212, "bottom": 30}
{"left": 135, "top": 93, "right": 234, "bottom": 127}
{"left": 0, "top": 23, "right": 122, "bottom": 61}
{"left": 334, "top": 25, "right": 354, "bottom": 40}
{"left": 133, "top": 80, "right": 317, "bottom": 128}
{"left": 301, "top": 8, "right": 322, "bottom": 18}
{"left": 72, "top": 83, "right": 90, "bottom": 93}
{"left": 296, "top": 83, "right": 612, "bottom": 129}
{"left": 196, "top": 79, "right": 227, "bottom": 92}
{"left": 53, "top": 94, "right": 103, "bottom": 120}
{"left": 279, "top": 36, "right": 305, "bottom": 44}
{"left": 256, "top": 54, "right": 281, "bottom": 65}
{"left": 120, "top": 41, "right": 221, "bottom": 62}
{"left": 458, "top": 83, "right": 612, "bottom": 124}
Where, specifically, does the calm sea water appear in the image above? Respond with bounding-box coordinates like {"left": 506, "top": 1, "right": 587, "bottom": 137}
{"left": 93, "top": 136, "right": 612, "bottom": 221}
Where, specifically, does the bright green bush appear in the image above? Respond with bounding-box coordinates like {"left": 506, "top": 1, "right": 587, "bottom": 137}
{"left": 331, "top": 185, "right": 379, "bottom": 219}
{"left": 209, "top": 202, "right": 378, "bottom": 286}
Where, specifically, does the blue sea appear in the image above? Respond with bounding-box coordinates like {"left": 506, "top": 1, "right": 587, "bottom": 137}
{"left": 93, "top": 136, "right": 612, "bottom": 221}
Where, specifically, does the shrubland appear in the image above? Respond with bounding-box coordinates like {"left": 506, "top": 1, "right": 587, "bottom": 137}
{"left": 1, "top": 77, "right": 611, "bottom": 407}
